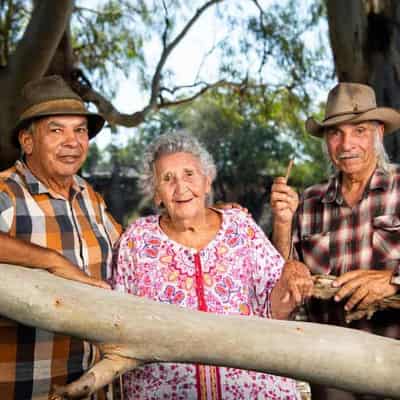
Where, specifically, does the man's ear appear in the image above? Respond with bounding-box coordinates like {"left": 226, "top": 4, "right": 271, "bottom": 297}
{"left": 18, "top": 130, "right": 33, "bottom": 155}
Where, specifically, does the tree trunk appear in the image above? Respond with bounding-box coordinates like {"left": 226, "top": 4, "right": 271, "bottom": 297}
{"left": 0, "top": 263, "right": 399, "bottom": 399}
{"left": 327, "top": 0, "right": 400, "bottom": 161}
{"left": 0, "top": 0, "right": 74, "bottom": 170}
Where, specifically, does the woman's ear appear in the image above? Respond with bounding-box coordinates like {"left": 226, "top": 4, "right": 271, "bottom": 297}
{"left": 19, "top": 130, "right": 34, "bottom": 155}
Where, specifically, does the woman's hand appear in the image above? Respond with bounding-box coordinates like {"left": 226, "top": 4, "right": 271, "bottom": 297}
{"left": 270, "top": 260, "right": 313, "bottom": 319}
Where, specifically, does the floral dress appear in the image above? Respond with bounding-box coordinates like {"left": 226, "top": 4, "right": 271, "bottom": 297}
{"left": 111, "top": 208, "right": 300, "bottom": 400}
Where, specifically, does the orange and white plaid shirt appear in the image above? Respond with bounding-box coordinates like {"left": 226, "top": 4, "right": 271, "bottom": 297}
{"left": 0, "top": 160, "right": 121, "bottom": 400}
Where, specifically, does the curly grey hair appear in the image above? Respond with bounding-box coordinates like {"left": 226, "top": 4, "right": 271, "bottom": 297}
{"left": 322, "top": 122, "right": 394, "bottom": 175}
{"left": 138, "top": 132, "right": 217, "bottom": 200}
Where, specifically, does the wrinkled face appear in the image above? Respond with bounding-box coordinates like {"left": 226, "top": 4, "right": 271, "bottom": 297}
{"left": 19, "top": 115, "right": 89, "bottom": 181}
{"left": 325, "top": 121, "right": 383, "bottom": 177}
{"left": 154, "top": 152, "right": 211, "bottom": 221}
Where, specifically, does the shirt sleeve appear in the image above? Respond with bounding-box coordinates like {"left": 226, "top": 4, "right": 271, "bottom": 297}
{"left": 110, "top": 228, "right": 138, "bottom": 295}
{"left": 0, "top": 190, "right": 14, "bottom": 233}
{"left": 245, "top": 213, "right": 285, "bottom": 318}
{"left": 95, "top": 192, "right": 122, "bottom": 242}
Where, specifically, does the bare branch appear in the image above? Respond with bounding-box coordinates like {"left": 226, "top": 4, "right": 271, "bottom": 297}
{"left": 161, "top": 0, "right": 170, "bottom": 47}
{"left": 77, "top": 85, "right": 148, "bottom": 127}
{"left": 149, "top": 0, "right": 225, "bottom": 106}
{"left": 76, "top": 78, "right": 267, "bottom": 128}
{"left": 74, "top": 6, "right": 119, "bottom": 17}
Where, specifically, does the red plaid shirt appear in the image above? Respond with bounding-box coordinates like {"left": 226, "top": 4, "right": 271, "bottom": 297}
{"left": 293, "top": 166, "right": 400, "bottom": 334}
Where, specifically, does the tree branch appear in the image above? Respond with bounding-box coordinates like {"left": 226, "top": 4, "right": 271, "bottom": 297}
{"left": 8, "top": 0, "right": 74, "bottom": 90}
{"left": 0, "top": 264, "right": 400, "bottom": 399}
{"left": 78, "top": 79, "right": 266, "bottom": 127}
{"left": 78, "top": 85, "right": 147, "bottom": 127}
{"left": 149, "top": 0, "right": 225, "bottom": 106}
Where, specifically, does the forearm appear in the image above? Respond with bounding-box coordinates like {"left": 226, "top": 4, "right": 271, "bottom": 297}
{"left": 272, "top": 220, "right": 292, "bottom": 259}
{"left": 0, "top": 232, "right": 64, "bottom": 270}
{"left": 269, "top": 280, "right": 295, "bottom": 320}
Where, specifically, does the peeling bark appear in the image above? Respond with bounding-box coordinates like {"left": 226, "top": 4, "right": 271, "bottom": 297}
{"left": 0, "top": 263, "right": 399, "bottom": 399}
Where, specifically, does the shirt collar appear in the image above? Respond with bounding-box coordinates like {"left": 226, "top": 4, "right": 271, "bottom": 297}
{"left": 15, "top": 160, "right": 85, "bottom": 197}
{"left": 322, "top": 167, "right": 391, "bottom": 204}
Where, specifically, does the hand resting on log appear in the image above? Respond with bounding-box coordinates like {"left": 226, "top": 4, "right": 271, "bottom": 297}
{"left": 313, "top": 274, "right": 400, "bottom": 323}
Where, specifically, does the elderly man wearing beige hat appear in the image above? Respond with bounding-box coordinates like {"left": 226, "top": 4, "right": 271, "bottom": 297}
{"left": 0, "top": 76, "right": 121, "bottom": 399}
{"left": 271, "top": 82, "right": 400, "bottom": 400}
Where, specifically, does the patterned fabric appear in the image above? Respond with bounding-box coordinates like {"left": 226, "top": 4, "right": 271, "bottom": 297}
{"left": 0, "top": 161, "right": 121, "bottom": 400}
{"left": 293, "top": 166, "right": 400, "bottom": 334}
{"left": 112, "top": 208, "right": 300, "bottom": 400}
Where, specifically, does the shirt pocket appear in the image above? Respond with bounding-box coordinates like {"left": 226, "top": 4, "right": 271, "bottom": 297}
{"left": 372, "top": 215, "right": 400, "bottom": 268}
{"left": 299, "top": 231, "right": 330, "bottom": 274}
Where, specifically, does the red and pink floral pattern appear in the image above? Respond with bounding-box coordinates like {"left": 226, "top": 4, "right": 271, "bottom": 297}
{"left": 111, "top": 208, "right": 300, "bottom": 399}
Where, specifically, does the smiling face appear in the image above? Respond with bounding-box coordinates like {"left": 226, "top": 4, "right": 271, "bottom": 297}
{"left": 19, "top": 115, "right": 89, "bottom": 184}
{"left": 325, "top": 121, "right": 384, "bottom": 179}
{"left": 154, "top": 152, "right": 212, "bottom": 223}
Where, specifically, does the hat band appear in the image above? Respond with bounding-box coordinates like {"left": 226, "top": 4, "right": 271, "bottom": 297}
{"left": 323, "top": 106, "right": 377, "bottom": 122}
{"left": 20, "top": 99, "right": 87, "bottom": 120}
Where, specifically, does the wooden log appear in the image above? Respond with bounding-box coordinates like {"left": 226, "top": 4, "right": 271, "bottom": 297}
{"left": 0, "top": 264, "right": 399, "bottom": 399}
{"left": 313, "top": 274, "right": 400, "bottom": 322}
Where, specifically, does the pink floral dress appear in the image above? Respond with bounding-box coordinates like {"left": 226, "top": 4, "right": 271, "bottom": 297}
{"left": 111, "top": 208, "right": 300, "bottom": 400}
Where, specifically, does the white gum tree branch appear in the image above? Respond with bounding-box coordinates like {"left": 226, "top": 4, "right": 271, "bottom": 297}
{"left": 0, "top": 264, "right": 399, "bottom": 399}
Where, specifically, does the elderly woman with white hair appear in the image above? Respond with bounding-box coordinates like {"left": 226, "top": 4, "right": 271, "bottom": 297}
{"left": 111, "top": 132, "right": 306, "bottom": 399}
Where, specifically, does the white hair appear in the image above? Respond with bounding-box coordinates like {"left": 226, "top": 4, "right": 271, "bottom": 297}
{"left": 138, "top": 132, "right": 217, "bottom": 201}
{"left": 322, "top": 122, "right": 394, "bottom": 175}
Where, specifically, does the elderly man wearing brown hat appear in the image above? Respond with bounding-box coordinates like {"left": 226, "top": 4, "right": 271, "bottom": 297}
{"left": 271, "top": 82, "right": 400, "bottom": 400}
{"left": 0, "top": 76, "right": 121, "bottom": 399}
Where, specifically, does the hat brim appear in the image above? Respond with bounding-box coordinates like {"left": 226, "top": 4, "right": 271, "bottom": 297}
{"left": 13, "top": 110, "right": 105, "bottom": 146}
{"left": 306, "top": 107, "right": 400, "bottom": 137}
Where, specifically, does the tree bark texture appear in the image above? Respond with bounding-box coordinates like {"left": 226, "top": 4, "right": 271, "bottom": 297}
{"left": 327, "top": 0, "right": 400, "bottom": 161}
{"left": 0, "top": 0, "right": 74, "bottom": 169}
{"left": 0, "top": 263, "right": 399, "bottom": 399}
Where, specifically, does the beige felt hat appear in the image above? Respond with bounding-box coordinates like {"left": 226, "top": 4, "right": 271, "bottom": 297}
{"left": 306, "top": 82, "right": 400, "bottom": 137}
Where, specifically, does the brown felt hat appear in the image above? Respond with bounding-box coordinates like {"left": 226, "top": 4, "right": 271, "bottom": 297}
{"left": 306, "top": 82, "right": 400, "bottom": 137}
{"left": 13, "top": 75, "right": 105, "bottom": 141}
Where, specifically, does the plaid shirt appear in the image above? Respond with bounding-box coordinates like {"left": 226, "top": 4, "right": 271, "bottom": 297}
{"left": 293, "top": 166, "right": 400, "bottom": 334}
{"left": 0, "top": 161, "right": 121, "bottom": 400}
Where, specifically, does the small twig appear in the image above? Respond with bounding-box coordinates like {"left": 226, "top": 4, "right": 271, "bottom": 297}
{"left": 285, "top": 159, "right": 294, "bottom": 181}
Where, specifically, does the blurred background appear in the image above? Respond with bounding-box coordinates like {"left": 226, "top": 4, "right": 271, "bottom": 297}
{"left": 2, "top": 0, "right": 398, "bottom": 229}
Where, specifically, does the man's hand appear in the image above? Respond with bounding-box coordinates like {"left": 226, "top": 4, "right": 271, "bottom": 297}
{"left": 270, "top": 177, "right": 299, "bottom": 224}
{"left": 47, "top": 252, "right": 110, "bottom": 290}
{"left": 333, "top": 270, "right": 398, "bottom": 311}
